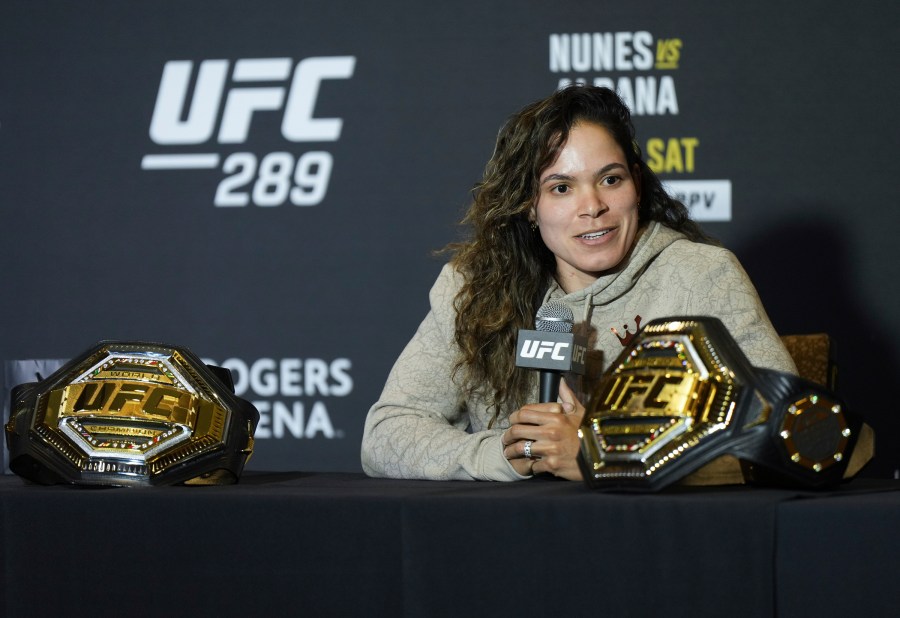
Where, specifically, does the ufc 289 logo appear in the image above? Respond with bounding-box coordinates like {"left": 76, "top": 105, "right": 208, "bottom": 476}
{"left": 141, "top": 56, "right": 356, "bottom": 208}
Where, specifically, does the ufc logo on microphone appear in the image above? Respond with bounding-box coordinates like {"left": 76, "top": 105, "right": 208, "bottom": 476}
{"left": 149, "top": 56, "right": 356, "bottom": 145}
{"left": 520, "top": 340, "right": 570, "bottom": 361}
{"left": 515, "top": 330, "right": 587, "bottom": 374}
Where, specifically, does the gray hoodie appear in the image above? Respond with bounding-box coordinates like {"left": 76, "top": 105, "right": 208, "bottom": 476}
{"left": 362, "top": 222, "right": 797, "bottom": 481}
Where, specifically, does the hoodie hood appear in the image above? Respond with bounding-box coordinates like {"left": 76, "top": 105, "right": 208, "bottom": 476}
{"left": 543, "top": 221, "right": 687, "bottom": 324}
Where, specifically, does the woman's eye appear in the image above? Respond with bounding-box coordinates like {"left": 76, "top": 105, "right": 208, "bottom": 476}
{"left": 602, "top": 175, "right": 621, "bottom": 186}
{"left": 551, "top": 184, "right": 571, "bottom": 194}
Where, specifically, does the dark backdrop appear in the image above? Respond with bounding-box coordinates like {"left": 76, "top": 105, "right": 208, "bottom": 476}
{"left": 2, "top": 1, "right": 898, "bottom": 477}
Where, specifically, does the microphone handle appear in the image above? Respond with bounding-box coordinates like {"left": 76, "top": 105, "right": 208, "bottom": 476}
{"left": 539, "top": 370, "right": 560, "bottom": 403}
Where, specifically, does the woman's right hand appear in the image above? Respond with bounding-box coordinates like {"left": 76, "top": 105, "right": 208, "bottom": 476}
{"left": 501, "top": 379, "right": 585, "bottom": 480}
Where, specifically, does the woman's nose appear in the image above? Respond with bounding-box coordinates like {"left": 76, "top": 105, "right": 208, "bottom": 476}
{"left": 579, "top": 191, "right": 608, "bottom": 217}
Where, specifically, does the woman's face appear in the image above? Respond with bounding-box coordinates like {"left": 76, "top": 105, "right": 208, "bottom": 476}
{"left": 533, "top": 121, "right": 642, "bottom": 293}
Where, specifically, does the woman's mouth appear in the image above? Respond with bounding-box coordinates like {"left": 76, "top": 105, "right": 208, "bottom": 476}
{"left": 577, "top": 229, "right": 611, "bottom": 240}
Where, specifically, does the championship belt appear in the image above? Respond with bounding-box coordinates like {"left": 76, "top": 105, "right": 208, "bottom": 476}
{"left": 578, "top": 317, "right": 868, "bottom": 491}
{"left": 5, "top": 341, "right": 259, "bottom": 487}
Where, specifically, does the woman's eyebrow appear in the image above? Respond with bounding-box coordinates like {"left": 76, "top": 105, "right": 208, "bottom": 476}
{"left": 540, "top": 172, "right": 575, "bottom": 185}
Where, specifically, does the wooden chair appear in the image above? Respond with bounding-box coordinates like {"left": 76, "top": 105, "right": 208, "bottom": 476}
{"left": 780, "top": 333, "right": 836, "bottom": 389}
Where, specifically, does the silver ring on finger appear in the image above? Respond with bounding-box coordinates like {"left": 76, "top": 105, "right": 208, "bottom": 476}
{"left": 523, "top": 440, "right": 534, "bottom": 459}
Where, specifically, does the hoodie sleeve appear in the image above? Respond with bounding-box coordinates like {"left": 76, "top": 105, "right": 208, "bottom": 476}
{"left": 360, "top": 263, "right": 528, "bottom": 481}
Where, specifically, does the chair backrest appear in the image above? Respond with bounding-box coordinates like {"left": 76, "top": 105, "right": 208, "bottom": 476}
{"left": 780, "top": 333, "right": 836, "bottom": 389}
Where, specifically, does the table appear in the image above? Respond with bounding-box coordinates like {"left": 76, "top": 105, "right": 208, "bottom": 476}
{"left": 1, "top": 473, "right": 897, "bottom": 617}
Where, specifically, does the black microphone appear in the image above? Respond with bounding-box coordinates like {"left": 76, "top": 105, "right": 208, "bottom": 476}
{"left": 515, "top": 301, "right": 587, "bottom": 403}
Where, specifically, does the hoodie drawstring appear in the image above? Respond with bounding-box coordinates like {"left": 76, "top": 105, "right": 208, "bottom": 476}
{"left": 580, "top": 291, "right": 594, "bottom": 337}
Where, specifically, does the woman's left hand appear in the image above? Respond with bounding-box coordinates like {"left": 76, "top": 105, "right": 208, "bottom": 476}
{"left": 501, "top": 378, "right": 586, "bottom": 480}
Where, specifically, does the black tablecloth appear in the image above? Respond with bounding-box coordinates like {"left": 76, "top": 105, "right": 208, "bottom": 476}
{"left": 1, "top": 473, "right": 898, "bottom": 617}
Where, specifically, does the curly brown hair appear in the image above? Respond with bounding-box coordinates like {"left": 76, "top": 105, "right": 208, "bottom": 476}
{"left": 445, "top": 85, "right": 712, "bottom": 425}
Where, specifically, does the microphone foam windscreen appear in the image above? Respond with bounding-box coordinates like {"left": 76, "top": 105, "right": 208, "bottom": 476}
{"left": 535, "top": 301, "right": 574, "bottom": 333}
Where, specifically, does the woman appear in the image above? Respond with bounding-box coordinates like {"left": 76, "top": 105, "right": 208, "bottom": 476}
{"left": 361, "top": 85, "right": 796, "bottom": 481}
